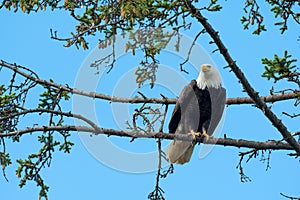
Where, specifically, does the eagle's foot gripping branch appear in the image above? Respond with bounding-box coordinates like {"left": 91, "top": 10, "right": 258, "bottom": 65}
{"left": 201, "top": 130, "right": 211, "bottom": 141}
{"left": 189, "top": 130, "right": 200, "bottom": 140}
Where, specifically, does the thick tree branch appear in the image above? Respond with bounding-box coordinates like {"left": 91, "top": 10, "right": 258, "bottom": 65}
{"left": 1, "top": 60, "right": 299, "bottom": 105}
{"left": 0, "top": 125, "right": 296, "bottom": 151}
{"left": 183, "top": 1, "right": 300, "bottom": 155}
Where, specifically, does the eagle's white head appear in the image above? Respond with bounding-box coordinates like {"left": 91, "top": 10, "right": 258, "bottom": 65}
{"left": 196, "top": 64, "right": 222, "bottom": 89}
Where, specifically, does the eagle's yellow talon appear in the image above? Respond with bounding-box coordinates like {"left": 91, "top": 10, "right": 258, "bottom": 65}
{"left": 189, "top": 130, "right": 200, "bottom": 139}
{"left": 201, "top": 129, "right": 211, "bottom": 140}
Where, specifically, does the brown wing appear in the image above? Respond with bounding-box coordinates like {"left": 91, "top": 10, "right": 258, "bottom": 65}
{"left": 168, "top": 80, "right": 197, "bottom": 134}
{"left": 207, "top": 87, "right": 226, "bottom": 136}
{"left": 167, "top": 80, "right": 200, "bottom": 164}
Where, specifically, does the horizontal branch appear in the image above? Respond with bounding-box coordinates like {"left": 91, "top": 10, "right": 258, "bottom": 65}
{"left": 227, "top": 91, "right": 300, "bottom": 105}
{"left": 1, "top": 60, "right": 299, "bottom": 105}
{"left": 0, "top": 125, "right": 295, "bottom": 151}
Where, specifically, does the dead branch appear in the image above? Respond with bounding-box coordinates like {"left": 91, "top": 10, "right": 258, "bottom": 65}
{"left": 148, "top": 101, "right": 170, "bottom": 200}
{"left": 236, "top": 149, "right": 272, "bottom": 182}
{"left": 148, "top": 139, "right": 165, "bottom": 200}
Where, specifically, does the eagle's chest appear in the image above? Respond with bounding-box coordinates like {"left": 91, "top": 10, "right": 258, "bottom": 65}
{"left": 195, "top": 88, "right": 211, "bottom": 118}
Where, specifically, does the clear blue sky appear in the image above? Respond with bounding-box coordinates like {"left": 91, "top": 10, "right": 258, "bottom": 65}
{"left": 1, "top": 1, "right": 300, "bottom": 200}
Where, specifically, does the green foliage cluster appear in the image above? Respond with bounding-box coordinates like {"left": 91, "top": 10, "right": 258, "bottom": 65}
{"left": 267, "top": 0, "right": 300, "bottom": 33}
{"left": 135, "top": 62, "right": 159, "bottom": 89}
{"left": 39, "top": 79, "right": 70, "bottom": 110}
{"left": 126, "top": 29, "right": 174, "bottom": 60}
{"left": 0, "top": 0, "right": 59, "bottom": 12}
{"left": 0, "top": 76, "right": 33, "bottom": 184}
{"left": 0, "top": 85, "right": 14, "bottom": 181}
{"left": 206, "top": 0, "right": 222, "bottom": 12}
{"left": 0, "top": 85, "right": 18, "bottom": 133}
{"left": 262, "top": 51, "right": 299, "bottom": 87}
{"left": 16, "top": 158, "right": 50, "bottom": 200}
{"left": 15, "top": 129, "right": 73, "bottom": 200}
{"left": 241, "top": 0, "right": 300, "bottom": 34}
{"left": 0, "top": 151, "right": 12, "bottom": 177}
{"left": 125, "top": 29, "right": 175, "bottom": 88}
{"left": 241, "top": 0, "right": 267, "bottom": 34}
{"left": 1, "top": 72, "right": 73, "bottom": 199}
{"left": 62, "top": 0, "right": 186, "bottom": 50}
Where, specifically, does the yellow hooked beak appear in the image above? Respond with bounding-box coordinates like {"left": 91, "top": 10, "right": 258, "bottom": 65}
{"left": 201, "top": 64, "right": 211, "bottom": 72}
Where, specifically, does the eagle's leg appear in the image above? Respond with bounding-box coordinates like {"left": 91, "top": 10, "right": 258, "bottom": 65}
{"left": 201, "top": 120, "right": 211, "bottom": 140}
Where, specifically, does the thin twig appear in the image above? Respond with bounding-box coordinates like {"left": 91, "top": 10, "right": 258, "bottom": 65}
{"left": 179, "top": 29, "right": 205, "bottom": 73}
{"left": 0, "top": 108, "right": 101, "bottom": 132}
{"left": 282, "top": 112, "right": 300, "bottom": 118}
{"left": 280, "top": 192, "right": 300, "bottom": 200}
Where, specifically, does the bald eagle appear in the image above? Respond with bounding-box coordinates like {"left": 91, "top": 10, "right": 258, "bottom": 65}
{"left": 166, "top": 64, "right": 226, "bottom": 164}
